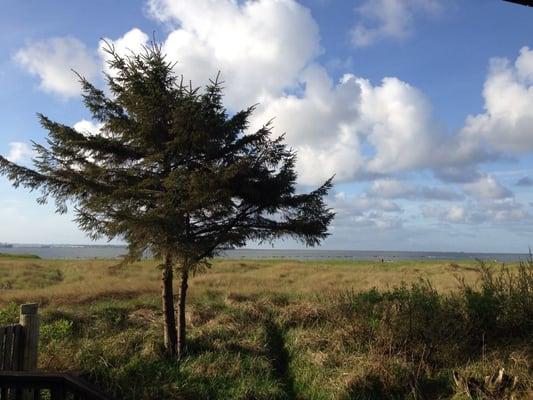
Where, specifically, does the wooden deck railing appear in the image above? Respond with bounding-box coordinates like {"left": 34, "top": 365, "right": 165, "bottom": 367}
{"left": 0, "top": 325, "right": 24, "bottom": 371}
{"left": 0, "top": 371, "right": 112, "bottom": 400}
{"left": 0, "top": 303, "right": 38, "bottom": 375}
{"left": 0, "top": 304, "right": 113, "bottom": 400}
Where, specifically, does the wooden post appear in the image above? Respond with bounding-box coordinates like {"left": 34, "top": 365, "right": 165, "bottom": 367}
{"left": 19, "top": 303, "right": 39, "bottom": 371}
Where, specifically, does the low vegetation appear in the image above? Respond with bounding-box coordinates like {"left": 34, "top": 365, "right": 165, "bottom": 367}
{"left": 0, "top": 252, "right": 41, "bottom": 259}
{"left": 0, "top": 256, "right": 531, "bottom": 399}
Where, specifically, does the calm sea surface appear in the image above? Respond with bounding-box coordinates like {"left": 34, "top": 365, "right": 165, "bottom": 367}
{"left": 0, "top": 245, "right": 529, "bottom": 262}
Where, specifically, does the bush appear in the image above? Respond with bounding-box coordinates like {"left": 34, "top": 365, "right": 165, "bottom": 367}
{"left": 460, "top": 258, "right": 533, "bottom": 341}
{"left": 334, "top": 259, "right": 533, "bottom": 368}
{"left": 41, "top": 319, "right": 74, "bottom": 341}
{"left": 0, "top": 302, "right": 18, "bottom": 325}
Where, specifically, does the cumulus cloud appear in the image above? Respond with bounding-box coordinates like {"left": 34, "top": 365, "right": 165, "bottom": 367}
{"left": 73, "top": 119, "right": 104, "bottom": 136}
{"left": 351, "top": 0, "right": 442, "bottom": 47}
{"left": 250, "top": 66, "right": 365, "bottom": 184}
{"left": 251, "top": 66, "right": 453, "bottom": 184}
{"left": 358, "top": 77, "right": 448, "bottom": 174}
{"left": 11, "top": 1, "right": 533, "bottom": 215}
{"left": 461, "top": 47, "right": 533, "bottom": 153}
{"left": 422, "top": 171, "right": 530, "bottom": 228}
{"left": 333, "top": 191, "right": 403, "bottom": 215}
{"left": 422, "top": 205, "right": 477, "bottom": 224}
{"left": 251, "top": 59, "right": 500, "bottom": 186}
{"left": 369, "top": 179, "right": 463, "bottom": 201}
{"left": 99, "top": 28, "right": 149, "bottom": 77}
{"left": 463, "top": 175, "right": 513, "bottom": 200}
{"left": 328, "top": 191, "right": 405, "bottom": 231}
{"left": 433, "top": 166, "right": 482, "bottom": 184}
{"left": 6, "top": 142, "right": 34, "bottom": 163}
{"left": 72, "top": 120, "right": 106, "bottom": 166}
{"left": 16, "top": 0, "right": 455, "bottom": 186}
{"left": 486, "top": 198, "right": 530, "bottom": 222}
{"left": 146, "top": 0, "right": 320, "bottom": 109}
{"left": 358, "top": 213, "right": 404, "bottom": 229}
{"left": 423, "top": 199, "right": 530, "bottom": 225}
{"left": 12, "top": 0, "right": 514, "bottom": 191}
{"left": 92, "top": 6, "right": 529, "bottom": 193}
{"left": 14, "top": 37, "right": 99, "bottom": 98}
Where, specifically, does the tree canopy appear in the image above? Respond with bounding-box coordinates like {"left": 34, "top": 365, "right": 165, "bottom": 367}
{"left": 0, "top": 42, "right": 334, "bottom": 356}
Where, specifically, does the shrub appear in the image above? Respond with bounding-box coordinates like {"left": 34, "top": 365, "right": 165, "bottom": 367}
{"left": 0, "top": 302, "right": 18, "bottom": 325}
{"left": 334, "top": 259, "right": 533, "bottom": 368}
{"left": 41, "top": 319, "right": 74, "bottom": 341}
{"left": 460, "top": 258, "right": 533, "bottom": 341}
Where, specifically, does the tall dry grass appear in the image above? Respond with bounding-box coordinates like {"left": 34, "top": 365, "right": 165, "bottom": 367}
{"left": 0, "top": 255, "right": 531, "bottom": 399}
{"left": 1, "top": 257, "right": 499, "bottom": 308}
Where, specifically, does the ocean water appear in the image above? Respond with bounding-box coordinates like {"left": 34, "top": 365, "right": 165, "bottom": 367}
{"left": 0, "top": 244, "right": 529, "bottom": 262}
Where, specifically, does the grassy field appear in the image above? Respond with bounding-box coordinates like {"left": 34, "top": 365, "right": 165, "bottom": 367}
{"left": 0, "top": 255, "right": 531, "bottom": 399}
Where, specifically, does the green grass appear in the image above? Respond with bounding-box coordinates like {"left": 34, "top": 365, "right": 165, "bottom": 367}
{"left": 0, "top": 252, "right": 41, "bottom": 259}
{"left": 0, "top": 256, "right": 531, "bottom": 399}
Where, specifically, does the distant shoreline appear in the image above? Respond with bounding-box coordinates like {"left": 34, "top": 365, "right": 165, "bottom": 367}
{"left": 0, "top": 245, "right": 529, "bottom": 262}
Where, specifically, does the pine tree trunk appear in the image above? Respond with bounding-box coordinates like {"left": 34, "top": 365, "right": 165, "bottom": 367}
{"left": 177, "top": 267, "right": 189, "bottom": 359}
{"left": 161, "top": 255, "right": 177, "bottom": 356}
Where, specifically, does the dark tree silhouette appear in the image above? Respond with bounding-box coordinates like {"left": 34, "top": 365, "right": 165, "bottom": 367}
{"left": 503, "top": 0, "right": 533, "bottom": 8}
{"left": 0, "top": 43, "right": 334, "bottom": 358}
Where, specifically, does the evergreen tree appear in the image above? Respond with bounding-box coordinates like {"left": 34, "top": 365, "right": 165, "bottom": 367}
{"left": 0, "top": 43, "right": 334, "bottom": 358}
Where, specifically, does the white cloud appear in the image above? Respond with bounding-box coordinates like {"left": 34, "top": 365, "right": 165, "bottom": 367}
{"left": 446, "top": 206, "right": 468, "bottom": 223}
{"left": 14, "top": 37, "right": 99, "bottom": 98}
{"left": 329, "top": 193, "right": 404, "bottom": 230}
{"left": 333, "top": 191, "right": 403, "bottom": 216}
{"left": 461, "top": 47, "right": 533, "bottom": 153}
{"left": 6, "top": 142, "right": 34, "bottom": 163}
{"left": 369, "top": 179, "right": 462, "bottom": 201}
{"left": 252, "top": 67, "right": 450, "bottom": 184}
{"left": 422, "top": 199, "right": 530, "bottom": 225}
{"left": 358, "top": 76, "right": 447, "bottom": 174}
{"left": 351, "top": 0, "right": 442, "bottom": 47}
{"left": 11, "top": 0, "right": 509, "bottom": 191}
{"left": 463, "top": 175, "right": 513, "bottom": 200}
{"left": 99, "top": 28, "right": 149, "bottom": 77}
{"left": 147, "top": 0, "right": 320, "bottom": 109}
{"left": 6, "top": 0, "right": 533, "bottom": 249}
{"left": 11, "top": 1, "right": 532, "bottom": 209}
{"left": 329, "top": 191, "right": 405, "bottom": 231}
{"left": 72, "top": 120, "right": 106, "bottom": 167}
{"left": 486, "top": 198, "right": 529, "bottom": 222}
{"left": 433, "top": 166, "right": 482, "bottom": 183}
{"left": 73, "top": 119, "right": 104, "bottom": 136}
{"left": 251, "top": 66, "right": 365, "bottom": 184}
{"left": 369, "top": 179, "right": 410, "bottom": 198}
{"left": 422, "top": 205, "right": 482, "bottom": 224}
{"left": 16, "top": 1, "right": 454, "bottom": 187}
{"left": 250, "top": 44, "right": 533, "bottom": 187}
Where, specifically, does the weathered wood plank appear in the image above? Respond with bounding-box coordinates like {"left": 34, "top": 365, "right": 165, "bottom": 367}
{"left": 0, "top": 324, "right": 24, "bottom": 372}
{"left": 0, "top": 326, "right": 6, "bottom": 370}
{"left": 0, "top": 304, "right": 40, "bottom": 400}
{"left": 3, "top": 325, "right": 14, "bottom": 371}
{"left": 12, "top": 325, "right": 23, "bottom": 371}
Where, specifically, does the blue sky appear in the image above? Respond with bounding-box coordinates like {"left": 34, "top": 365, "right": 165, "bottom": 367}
{"left": 1, "top": 0, "right": 533, "bottom": 252}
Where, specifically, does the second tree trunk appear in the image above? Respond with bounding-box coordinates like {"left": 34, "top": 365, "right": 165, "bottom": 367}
{"left": 177, "top": 267, "right": 189, "bottom": 359}
{"left": 161, "top": 256, "right": 177, "bottom": 356}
